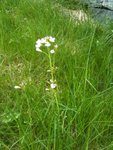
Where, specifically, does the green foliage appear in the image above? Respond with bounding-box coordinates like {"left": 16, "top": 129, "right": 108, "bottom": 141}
{"left": 57, "top": 0, "right": 78, "bottom": 9}
{"left": 1, "top": 0, "right": 113, "bottom": 149}
{"left": 55, "top": 0, "right": 88, "bottom": 10}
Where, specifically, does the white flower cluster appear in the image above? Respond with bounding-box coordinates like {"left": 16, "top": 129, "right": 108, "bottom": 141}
{"left": 35, "top": 36, "right": 58, "bottom": 54}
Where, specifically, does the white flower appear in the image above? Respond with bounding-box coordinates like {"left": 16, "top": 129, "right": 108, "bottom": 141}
{"left": 49, "top": 36, "right": 55, "bottom": 42}
{"left": 50, "top": 79, "right": 54, "bottom": 82}
{"left": 36, "top": 47, "right": 42, "bottom": 52}
{"left": 35, "top": 39, "right": 42, "bottom": 50}
{"left": 54, "top": 44, "right": 58, "bottom": 49}
{"left": 50, "top": 83, "right": 57, "bottom": 89}
{"left": 50, "top": 49, "right": 55, "bottom": 54}
{"left": 45, "top": 42, "right": 51, "bottom": 47}
{"left": 35, "top": 43, "right": 41, "bottom": 48}
{"left": 14, "top": 86, "right": 21, "bottom": 89}
{"left": 40, "top": 38, "right": 46, "bottom": 43}
{"left": 36, "top": 39, "right": 42, "bottom": 44}
{"left": 45, "top": 88, "right": 49, "bottom": 91}
{"left": 47, "top": 69, "right": 51, "bottom": 72}
{"left": 45, "top": 36, "right": 50, "bottom": 40}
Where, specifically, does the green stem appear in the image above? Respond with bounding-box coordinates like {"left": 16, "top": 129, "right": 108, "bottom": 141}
{"left": 48, "top": 48, "right": 54, "bottom": 82}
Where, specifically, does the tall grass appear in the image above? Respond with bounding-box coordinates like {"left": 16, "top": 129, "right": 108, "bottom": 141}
{"left": 1, "top": 0, "right": 113, "bottom": 149}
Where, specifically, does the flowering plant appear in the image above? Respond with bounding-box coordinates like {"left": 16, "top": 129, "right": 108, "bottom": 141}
{"left": 35, "top": 36, "right": 58, "bottom": 90}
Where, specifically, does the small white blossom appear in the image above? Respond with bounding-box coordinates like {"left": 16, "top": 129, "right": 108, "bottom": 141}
{"left": 47, "top": 69, "right": 51, "bottom": 72}
{"left": 36, "top": 47, "right": 42, "bottom": 52}
{"left": 50, "top": 79, "right": 54, "bottom": 82}
{"left": 14, "top": 86, "right": 21, "bottom": 89}
{"left": 35, "top": 40, "right": 42, "bottom": 50}
{"left": 49, "top": 36, "right": 55, "bottom": 42}
{"left": 50, "top": 83, "right": 57, "bottom": 89}
{"left": 45, "top": 88, "right": 49, "bottom": 91}
{"left": 45, "top": 42, "right": 51, "bottom": 47}
{"left": 45, "top": 36, "right": 50, "bottom": 40}
{"left": 36, "top": 39, "right": 42, "bottom": 44}
{"left": 35, "top": 43, "right": 41, "bottom": 48}
{"left": 41, "top": 38, "right": 46, "bottom": 43}
{"left": 54, "top": 44, "right": 58, "bottom": 49}
{"left": 50, "top": 49, "right": 55, "bottom": 54}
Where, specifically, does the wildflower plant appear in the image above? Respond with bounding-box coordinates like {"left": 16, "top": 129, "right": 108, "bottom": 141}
{"left": 35, "top": 36, "right": 58, "bottom": 90}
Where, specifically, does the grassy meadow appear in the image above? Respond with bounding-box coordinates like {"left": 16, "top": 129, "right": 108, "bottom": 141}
{"left": 1, "top": 0, "right": 113, "bottom": 149}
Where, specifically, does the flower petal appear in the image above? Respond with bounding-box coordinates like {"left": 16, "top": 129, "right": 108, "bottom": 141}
{"left": 50, "top": 83, "right": 57, "bottom": 89}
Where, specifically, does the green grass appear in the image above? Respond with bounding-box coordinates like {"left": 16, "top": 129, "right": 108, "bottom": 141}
{"left": 1, "top": 0, "right": 113, "bottom": 149}
{"left": 55, "top": 0, "right": 88, "bottom": 10}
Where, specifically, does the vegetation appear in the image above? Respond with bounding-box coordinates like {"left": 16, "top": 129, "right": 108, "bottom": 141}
{"left": 55, "top": 0, "right": 88, "bottom": 10}
{"left": 1, "top": 0, "right": 113, "bottom": 149}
